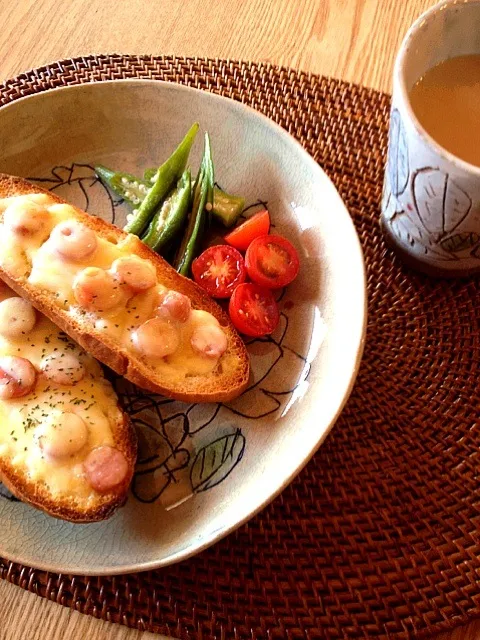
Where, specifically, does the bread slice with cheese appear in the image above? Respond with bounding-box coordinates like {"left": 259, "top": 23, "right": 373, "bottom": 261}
{"left": 0, "top": 174, "right": 250, "bottom": 403}
{"left": 0, "top": 282, "right": 136, "bottom": 523}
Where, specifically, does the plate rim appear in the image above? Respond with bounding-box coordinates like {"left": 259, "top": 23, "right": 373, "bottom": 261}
{"left": 0, "top": 78, "right": 367, "bottom": 575}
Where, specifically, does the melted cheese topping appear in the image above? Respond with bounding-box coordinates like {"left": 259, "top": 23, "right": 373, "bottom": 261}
{"left": 0, "top": 196, "right": 225, "bottom": 380}
{"left": 0, "top": 286, "right": 122, "bottom": 503}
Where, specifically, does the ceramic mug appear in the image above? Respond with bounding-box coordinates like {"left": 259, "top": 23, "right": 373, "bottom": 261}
{"left": 381, "top": 0, "right": 480, "bottom": 276}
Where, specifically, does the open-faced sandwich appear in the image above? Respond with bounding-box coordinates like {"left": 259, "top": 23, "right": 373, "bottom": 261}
{"left": 0, "top": 281, "right": 136, "bottom": 522}
{"left": 0, "top": 175, "right": 250, "bottom": 403}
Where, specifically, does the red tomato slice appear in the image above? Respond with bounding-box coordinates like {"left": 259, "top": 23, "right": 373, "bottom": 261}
{"left": 245, "top": 234, "right": 300, "bottom": 289}
{"left": 228, "top": 283, "right": 280, "bottom": 337}
{"left": 192, "top": 245, "right": 246, "bottom": 298}
{"left": 224, "top": 209, "right": 270, "bottom": 251}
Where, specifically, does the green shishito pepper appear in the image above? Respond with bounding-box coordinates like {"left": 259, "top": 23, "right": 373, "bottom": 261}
{"left": 145, "top": 171, "right": 244, "bottom": 228}
{"left": 143, "top": 167, "right": 157, "bottom": 182}
{"left": 174, "top": 133, "right": 214, "bottom": 276}
{"left": 124, "top": 122, "right": 199, "bottom": 236}
{"left": 142, "top": 169, "right": 191, "bottom": 252}
{"left": 212, "top": 187, "right": 245, "bottom": 227}
{"left": 95, "top": 165, "right": 149, "bottom": 208}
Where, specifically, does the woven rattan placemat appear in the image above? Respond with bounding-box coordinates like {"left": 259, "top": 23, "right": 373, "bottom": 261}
{"left": 1, "top": 55, "right": 480, "bottom": 640}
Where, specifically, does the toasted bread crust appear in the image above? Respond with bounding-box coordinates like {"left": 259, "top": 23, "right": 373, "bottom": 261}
{"left": 0, "top": 409, "right": 137, "bottom": 523}
{"left": 0, "top": 174, "right": 250, "bottom": 403}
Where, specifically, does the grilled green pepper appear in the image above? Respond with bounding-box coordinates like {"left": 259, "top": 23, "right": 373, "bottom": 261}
{"left": 142, "top": 169, "right": 191, "bottom": 252}
{"left": 95, "top": 165, "right": 148, "bottom": 208}
{"left": 212, "top": 187, "right": 245, "bottom": 227}
{"left": 124, "top": 122, "right": 199, "bottom": 236}
{"left": 174, "top": 133, "right": 214, "bottom": 276}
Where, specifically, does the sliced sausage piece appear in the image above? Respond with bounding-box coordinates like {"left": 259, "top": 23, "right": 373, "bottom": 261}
{"left": 4, "top": 200, "right": 51, "bottom": 236}
{"left": 191, "top": 324, "right": 228, "bottom": 359}
{"left": 132, "top": 318, "right": 180, "bottom": 358}
{"left": 83, "top": 446, "right": 129, "bottom": 493}
{"left": 40, "top": 352, "right": 85, "bottom": 386}
{"left": 156, "top": 290, "right": 192, "bottom": 323}
{"left": 39, "top": 412, "right": 89, "bottom": 459}
{"left": 50, "top": 220, "right": 97, "bottom": 261}
{"left": 0, "top": 356, "right": 36, "bottom": 399}
{"left": 73, "top": 267, "right": 124, "bottom": 311}
{"left": 0, "top": 297, "right": 36, "bottom": 339}
{"left": 111, "top": 256, "right": 157, "bottom": 292}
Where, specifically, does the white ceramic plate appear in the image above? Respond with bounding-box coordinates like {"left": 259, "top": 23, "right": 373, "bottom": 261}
{"left": 0, "top": 80, "right": 366, "bottom": 575}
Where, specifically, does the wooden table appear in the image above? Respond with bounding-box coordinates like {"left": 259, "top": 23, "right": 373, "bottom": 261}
{"left": 0, "top": 1, "right": 479, "bottom": 638}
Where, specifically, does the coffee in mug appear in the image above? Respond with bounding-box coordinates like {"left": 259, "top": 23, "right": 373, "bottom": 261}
{"left": 409, "top": 55, "right": 480, "bottom": 168}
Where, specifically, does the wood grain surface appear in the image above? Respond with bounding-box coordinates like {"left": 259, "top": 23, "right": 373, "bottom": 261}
{"left": 1, "top": 1, "right": 479, "bottom": 639}
{"left": 0, "top": 0, "right": 434, "bottom": 92}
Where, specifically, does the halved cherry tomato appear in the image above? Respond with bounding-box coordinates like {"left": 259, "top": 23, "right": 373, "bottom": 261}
{"left": 228, "top": 283, "right": 279, "bottom": 337}
{"left": 224, "top": 209, "right": 270, "bottom": 251}
{"left": 192, "top": 245, "right": 246, "bottom": 298}
{"left": 245, "top": 234, "right": 300, "bottom": 289}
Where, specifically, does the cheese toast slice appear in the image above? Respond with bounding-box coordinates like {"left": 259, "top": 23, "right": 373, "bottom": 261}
{"left": 0, "top": 175, "right": 250, "bottom": 403}
{"left": 0, "top": 282, "right": 136, "bottom": 523}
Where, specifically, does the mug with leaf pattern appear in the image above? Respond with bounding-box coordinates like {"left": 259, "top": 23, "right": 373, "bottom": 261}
{"left": 381, "top": 0, "right": 480, "bottom": 276}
